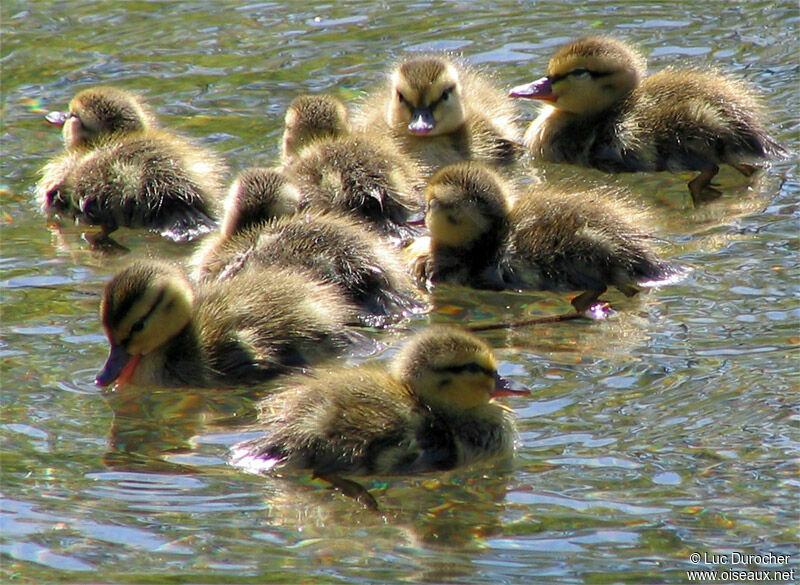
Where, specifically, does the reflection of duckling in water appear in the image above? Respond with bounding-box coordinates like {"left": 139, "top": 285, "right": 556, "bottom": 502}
{"left": 231, "top": 326, "right": 527, "bottom": 510}
{"left": 509, "top": 36, "right": 787, "bottom": 203}
{"left": 356, "top": 55, "right": 521, "bottom": 175}
{"left": 281, "top": 94, "right": 424, "bottom": 240}
{"left": 195, "top": 211, "right": 427, "bottom": 326}
{"left": 37, "top": 86, "right": 227, "bottom": 246}
{"left": 411, "top": 162, "right": 689, "bottom": 314}
{"left": 96, "top": 259, "right": 357, "bottom": 389}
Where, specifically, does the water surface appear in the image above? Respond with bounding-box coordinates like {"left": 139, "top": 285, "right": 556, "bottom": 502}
{"left": 1, "top": 1, "right": 798, "bottom": 583}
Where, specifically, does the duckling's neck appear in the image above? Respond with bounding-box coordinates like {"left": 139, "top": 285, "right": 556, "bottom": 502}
{"left": 427, "top": 402, "right": 514, "bottom": 465}
{"left": 431, "top": 223, "right": 509, "bottom": 289}
{"left": 155, "top": 322, "right": 208, "bottom": 386}
{"left": 395, "top": 123, "right": 472, "bottom": 170}
{"left": 526, "top": 103, "right": 635, "bottom": 171}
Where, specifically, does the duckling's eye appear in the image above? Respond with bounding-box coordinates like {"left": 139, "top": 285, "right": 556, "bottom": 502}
{"left": 130, "top": 320, "right": 145, "bottom": 335}
{"left": 570, "top": 68, "right": 591, "bottom": 78}
{"left": 463, "top": 362, "right": 490, "bottom": 375}
{"left": 396, "top": 91, "right": 408, "bottom": 105}
{"left": 440, "top": 86, "right": 454, "bottom": 102}
{"left": 433, "top": 362, "right": 494, "bottom": 376}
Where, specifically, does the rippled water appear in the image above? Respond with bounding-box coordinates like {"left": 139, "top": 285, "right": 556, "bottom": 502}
{"left": 2, "top": 1, "right": 798, "bottom": 583}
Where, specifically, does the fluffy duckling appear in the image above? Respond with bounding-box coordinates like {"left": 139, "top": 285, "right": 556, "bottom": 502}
{"left": 414, "top": 162, "right": 689, "bottom": 313}
{"left": 192, "top": 167, "right": 300, "bottom": 278}
{"left": 356, "top": 55, "right": 521, "bottom": 175}
{"left": 509, "top": 36, "right": 787, "bottom": 203}
{"left": 218, "top": 168, "right": 299, "bottom": 238}
{"left": 96, "top": 259, "right": 357, "bottom": 388}
{"left": 195, "top": 212, "right": 426, "bottom": 326}
{"left": 280, "top": 94, "right": 352, "bottom": 164}
{"left": 230, "top": 326, "right": 528, "bottom": 508}
{"left": 37, "top": 86, "right": 227, "bottom": 244}
{"left": 281, "top": 94, "right": 424, "bottom": 240}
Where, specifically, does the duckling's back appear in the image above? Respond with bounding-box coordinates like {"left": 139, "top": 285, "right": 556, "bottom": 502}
{"left": 626, "top": 67, "right": 787, "bottom": 170}
{"left": 194, "top": 266, "right": 358, "bottom": 384}
{"left": 288, "top": 136, "right": 424, "bottom": 239}
{"left": 70, "top": 131, "right": 223, "bottom": 240}
{"left": 506, "top": 187, "right": 687, "bottom": 293}
{"left": 198, "top": 213, "right": 425, "bottom": 325}
{"left": 232, "top": 368, "right": 425, "bottom": 475}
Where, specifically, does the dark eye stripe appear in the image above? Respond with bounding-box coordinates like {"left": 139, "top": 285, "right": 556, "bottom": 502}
{"left": 430, "top": 84, "right": 456, "bottom": 109}
{"left": 122, "top": 288, "right": 165, "bottom": 345}
{"left": 431, "top": 362, "right": 495, "bottom": 377}
{"left": 549, "top": 69, "right": 613, "bottom": 84}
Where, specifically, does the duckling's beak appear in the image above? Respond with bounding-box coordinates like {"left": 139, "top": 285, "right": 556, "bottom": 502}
{"left": 490, "top": 373, "right": 530, "bottom": 398}
{"left": 45, "top": 111, "right": 69, "bottom": 128}
{"left": 96, "top": 344, "right": 141, "bottom": 388}
{"left": 509, "top": 77, "right": 556, "bottom": 102}
{"left": 408, "top": 107, "right": 435, "bottom": 135}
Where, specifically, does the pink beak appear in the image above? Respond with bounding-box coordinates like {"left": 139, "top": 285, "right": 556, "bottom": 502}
{"left": 45, "top": 111, "right": 69, "bottom": 128}
{"left": 96, "top": 344, "right": 141, "bottom": 388}
{"left": 491, "top": 373, "right": 530, "bottom": 398}
{"left": 509, "top": 77, "right": 557, "bottom": 102}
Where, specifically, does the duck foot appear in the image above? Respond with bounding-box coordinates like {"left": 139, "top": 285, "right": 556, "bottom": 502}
{"left": 688, "top": 165, "right": 722, "bottom": 205}
{"left": 580, "top": 302, "right": 613, "bottom": 320}
{"left": 83, "top": 230, "right": 129, "bottom": 254}
{"left": 314, "top": 473, "right": 380, "bottom": 511}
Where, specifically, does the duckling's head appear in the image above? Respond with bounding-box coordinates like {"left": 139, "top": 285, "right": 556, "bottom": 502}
{"left": 97, "top": 261, "right": 194, "bottom": 387}
{"left": 387, "top": 57, "right": 466, "bottom": 136}
{"left": 45, "top": 86, "right": 151, "bottom": 148}
{"left": 425, "top": 162, "right": 511, "bottom": 248}
{"left": 392, "top": 326, "right": 526, "bottom": 412}
{"left": 221, "top": 168, "right": 299, "bottom": 237}
{"left": 282, "top": 94, "right": 351, "bottom": 160}
{"left": 510, "top": 36, "right": 646, "bottom": 115}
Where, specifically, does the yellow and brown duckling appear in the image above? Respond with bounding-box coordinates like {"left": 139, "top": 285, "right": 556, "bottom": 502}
{"left": 96, "top": 259, "right": 357, "bottom": 389}
{"left": 356, "top": 55, "right": 521, "bottom": 175}
{"left": 195, "top": 211, "right": 427, "bottom": 327}
{"left": 509, "top": 36, "right": 787, "bottom": 203}
{"left": 412, "top": 162, "right": 689, "bottom": 313}
{"left": 280, "top": 94, "right": 352, "bottom": 164}
{"left": 230, "top": 325, "right": 527, "bottom": 508}
{"left": 218, "top": 167, "right": 300, "bottom": 238}
{"left": 37, "top": 86, "right": 227, "bottom": 245}
{"left": 192, "top": 167, "right": 300, "bottom": 277}
{"left": 281, "top": 94, "right": 424, "bottom": 240}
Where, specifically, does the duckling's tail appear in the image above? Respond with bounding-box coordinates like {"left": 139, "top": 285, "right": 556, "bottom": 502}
{"left": 229, "top": 439, "right": 283, "bottom": 475}
{"left": 635, "top": 260, "right": 693, "bottom": 289}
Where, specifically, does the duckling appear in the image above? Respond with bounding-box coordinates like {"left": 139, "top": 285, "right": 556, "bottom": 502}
{"left": 96, "top": 259, "right": 357, "bottom": 388}
{"left": 37, "top": 86, "right": 227, "bottom": 244}
{"left": 195, "top": 212, "right": 426, "bottom": 326}
{"left": 281, "top": 94, "right": 424, "bottom": 240}
{"left": 280, "top": 94, "right": 352, "bottom": 164}
{"left": 218, "top": 168, "right": 299, "bottom": 238}
{"left": 356, "top": 55, "right": 521, "bottom": 175}
{"left": 414, "top": 162, "right": 689, "bottom": 313}
{"left": 192, "top": 167, "right": 300, "bottom": 278}
{"left": 230, "top": 325, "right": 528, "bottom": 508}
{"left": 509, "top": 36, "right": 787, "bottom": 203}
